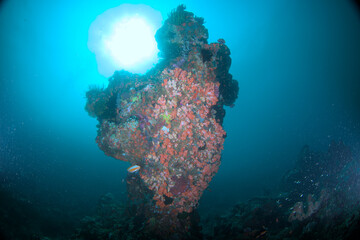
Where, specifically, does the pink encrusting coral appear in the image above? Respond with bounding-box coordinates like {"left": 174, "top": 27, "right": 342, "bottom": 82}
{"left": 288, "top": 190, "right": 329, "bottom": 222}
{"left": 138, "top": 67, "right": 227, "bottom": 215}
{"left": 85, "top": 4, "right": 238, "bottom": 235}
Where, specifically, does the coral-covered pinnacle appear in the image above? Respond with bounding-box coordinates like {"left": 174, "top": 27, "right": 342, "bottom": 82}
{"left": 85, "top": 5, "right": 238, "bottom": 236}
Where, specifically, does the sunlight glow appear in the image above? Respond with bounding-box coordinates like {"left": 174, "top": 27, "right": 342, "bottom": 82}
{"left": 103, "top": 16, "right": 157, "bottom": 68}
{"left": 88, "top": 4, "right": 162, "bottom": 77}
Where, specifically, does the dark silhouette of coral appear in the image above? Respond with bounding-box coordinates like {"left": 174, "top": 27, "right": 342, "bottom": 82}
{"left": 207, "top": 142, "right": 360, "bottom": 240}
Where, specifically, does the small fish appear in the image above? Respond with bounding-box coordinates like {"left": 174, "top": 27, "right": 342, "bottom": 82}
{"left": 256, "top": 230, "right": 267, "bottom": 239}
{"left": 127, "top": 165, "right": 140, "bottom": 173}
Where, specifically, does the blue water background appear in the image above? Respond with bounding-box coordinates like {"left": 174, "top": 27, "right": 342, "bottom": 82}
{"left": 1, "top": 0, "right": 360, "bottom": 217}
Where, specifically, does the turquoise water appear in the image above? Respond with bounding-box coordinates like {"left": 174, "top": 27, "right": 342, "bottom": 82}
{"left": 1, "top": 0, "right": 360, "bottom": 239}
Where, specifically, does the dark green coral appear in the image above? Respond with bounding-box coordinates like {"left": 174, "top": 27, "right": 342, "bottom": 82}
{"left": 167, "top": 4, "right": 188, "bottom": 25}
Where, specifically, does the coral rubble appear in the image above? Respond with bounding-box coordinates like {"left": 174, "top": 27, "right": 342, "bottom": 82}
{"left": 85, "top": 5, "right": 238, "bottom": 236}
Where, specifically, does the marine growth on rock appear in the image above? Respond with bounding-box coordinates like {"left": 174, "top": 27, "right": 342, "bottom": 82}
{"left": 85, "top": 5, "right": 238, "bottom": 235}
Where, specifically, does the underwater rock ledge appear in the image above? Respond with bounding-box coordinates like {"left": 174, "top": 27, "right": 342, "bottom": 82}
{"left": 85, "top": 4, "right": 238, "bottom": 236}
{"left": 205, "top": 141, "right": 360, "bottom": 240}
